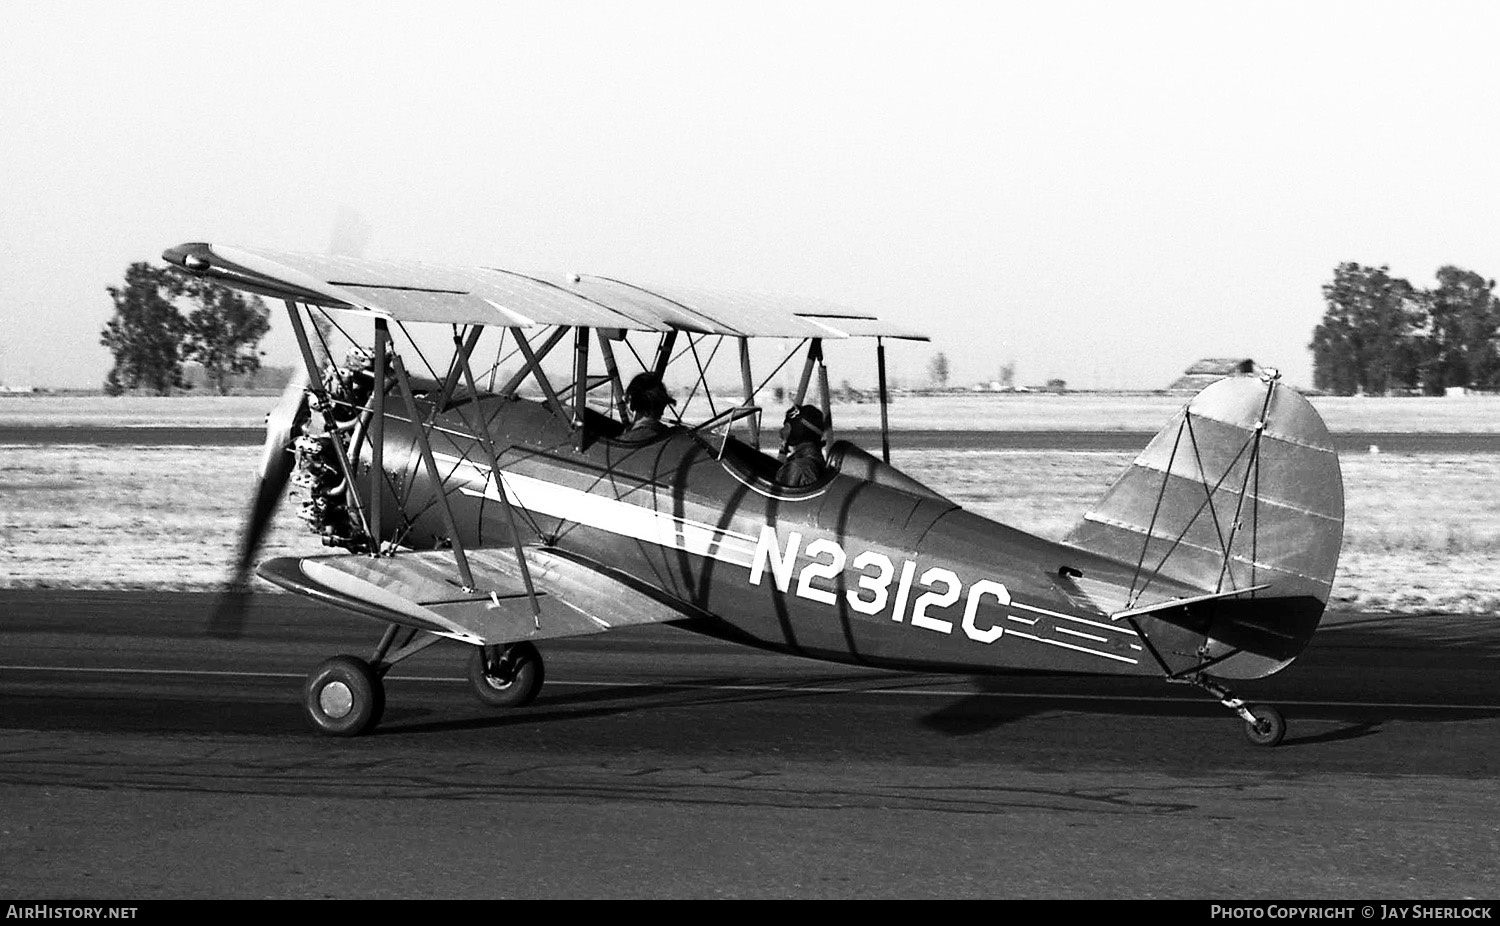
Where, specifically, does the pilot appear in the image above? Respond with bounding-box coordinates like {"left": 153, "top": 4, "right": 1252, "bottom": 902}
{"left": 776, "top": 404, "right": 827, "bottom": 488}
{"left": 318, "top": 346, "right": 377, "bottom": 429}
{"left": 619, "top": 372, "right": 676, "bottom": 441}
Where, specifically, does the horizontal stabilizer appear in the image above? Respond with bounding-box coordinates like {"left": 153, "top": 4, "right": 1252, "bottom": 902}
{"left": 1109, "top": 584, "right": 1271, "bottom": 621}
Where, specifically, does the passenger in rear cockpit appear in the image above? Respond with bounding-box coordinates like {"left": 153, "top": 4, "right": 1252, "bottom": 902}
{"left": 619, "top": 372, "right": 676, "bottom": 442}
{"left": 776, "top": 404, "right": 827, "bottom": 488}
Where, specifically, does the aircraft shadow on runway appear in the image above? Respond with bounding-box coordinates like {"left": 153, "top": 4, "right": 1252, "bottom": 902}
{"left": 377, "top": 670, "right": 954, "bottom": 737}
{"left": 4, "top": 661, "right": 1493, "bottom": 746}
{"left": 915, "top": 669, "right": 1499, "bottom": 748}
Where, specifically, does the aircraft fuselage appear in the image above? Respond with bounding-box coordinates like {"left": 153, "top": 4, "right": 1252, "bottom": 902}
{"left": 355, "top": 395, "right": 1205, "bottom": 678}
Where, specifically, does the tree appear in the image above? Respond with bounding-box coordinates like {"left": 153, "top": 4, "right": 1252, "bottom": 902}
{"left": 927, "top": 352, "right": 950, "bottom": 390}
{"left": 100, "top": 263, "right": 273, "bottom": 395}
{"left": 1422, "top": 266, "right": 1500, "bottom": 392}
{"left": 100, "top": 263, "right": 190, "bottom": 395}
{"left": 1308, "top": 263, "right": 1423, "bottom": 395}
{"left": 183, "top": 282, "right": 271, "bottom": 394}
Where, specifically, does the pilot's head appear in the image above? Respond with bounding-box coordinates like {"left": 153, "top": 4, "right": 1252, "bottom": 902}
{"left": 782, "top": 404, "right": 825, "bottom": 446}
{"left": 344, "top": 346, "right": 373, "bottom": 373}
{"left": 625, "top": 373, "right": 674, "bottom": 419}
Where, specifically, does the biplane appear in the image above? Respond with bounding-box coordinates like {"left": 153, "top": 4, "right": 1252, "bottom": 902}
{"left": 163, "top": 242, "right": 1344, "bottom": 746}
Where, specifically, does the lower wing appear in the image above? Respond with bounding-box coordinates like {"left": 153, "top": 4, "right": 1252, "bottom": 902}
{"left": 257, "top": 547, "right": 691, "bottom": 645}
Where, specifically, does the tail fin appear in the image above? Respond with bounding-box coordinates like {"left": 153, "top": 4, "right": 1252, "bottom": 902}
{"left": 1064, "top": 374, "right": 1344, "bottom": 678}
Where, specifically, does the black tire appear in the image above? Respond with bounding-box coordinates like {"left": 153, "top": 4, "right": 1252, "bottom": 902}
{"left": 468, "top": 642, "right": 545, "bottom": 708}
{"left": 1243, "top": 703, "right": 1286, "bottom": 747}
{"left": 304, "top": 655, "right": 384, "bottom": 736}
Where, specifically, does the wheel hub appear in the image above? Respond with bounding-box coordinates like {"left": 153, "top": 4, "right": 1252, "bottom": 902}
{"left": 484, "top": 652, "right": 517, "bottom": 688}
{"left": 319, "top": 680, "right": 354, "bottom": 719}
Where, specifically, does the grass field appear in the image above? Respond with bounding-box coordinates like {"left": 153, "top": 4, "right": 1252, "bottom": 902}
{"left": 3, "top": 390, "right": 1500, "bottom": 432}
{"left": 1, "top": 441, "right": 1494, "bottom": 613}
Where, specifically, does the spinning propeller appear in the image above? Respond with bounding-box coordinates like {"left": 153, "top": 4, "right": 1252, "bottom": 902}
{"left": 208, "top": 365, "right": 310, "bottom": 638}
{"left": 209, "top": 207, "right": 366, "bottom": 637}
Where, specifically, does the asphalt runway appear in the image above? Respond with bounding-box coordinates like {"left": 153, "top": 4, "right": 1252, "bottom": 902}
{"left": 1, "top": 590, "right": 1498, "bottom": 899}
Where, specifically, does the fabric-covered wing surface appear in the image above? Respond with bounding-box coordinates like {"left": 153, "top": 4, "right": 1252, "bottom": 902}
{"left": 162, "top": 242, "right": 928, "bottom": 340}
{"left": 257, "top": 548, "right": 690, "bottom": 645}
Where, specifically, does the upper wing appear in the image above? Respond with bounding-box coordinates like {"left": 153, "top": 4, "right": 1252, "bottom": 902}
{"left": 257, "top": 547, "right": 691, "bottom": 646}
{"left": 162, "top": 242, "right": 928, "bottom": 340}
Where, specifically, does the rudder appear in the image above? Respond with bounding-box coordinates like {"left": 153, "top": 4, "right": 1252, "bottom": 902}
{"left": 1064, "top": 374, "right": 1344, "bottom": 678}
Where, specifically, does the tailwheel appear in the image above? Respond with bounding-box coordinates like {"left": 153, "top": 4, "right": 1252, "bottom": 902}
{"left": 1181, "top": 674, "right": 1288, "bottom": 748}
{"left": 304, "top": 655, "right": 385, "bottom": 736}
{"left": 468, "top": 642, "right": 545, "bottom": 708}
{"left": 1242, "top": 703, "right": 1286, "bottom": 748}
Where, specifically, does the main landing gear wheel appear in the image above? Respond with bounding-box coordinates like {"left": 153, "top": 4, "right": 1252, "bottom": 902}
{"left": 304, "top": 655, "right": 385, "bottom": 736}
{"left": 468, "top": 642, "right": 545, "bottom": 708}
{"left": 1242, "top": 703, "right": 1286, "bottom": 747}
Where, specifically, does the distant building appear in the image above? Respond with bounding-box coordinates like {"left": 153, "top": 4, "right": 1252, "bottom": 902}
{"left": 1168, "top": 358, "right": 1257, "bottom": 393}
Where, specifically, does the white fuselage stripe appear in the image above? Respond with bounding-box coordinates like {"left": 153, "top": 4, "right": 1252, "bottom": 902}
{"left": 437, "top": 453, "right": 760, "bottom": 567}
{"left": 999, "top": 630, "right": 1139, "bottom": 664}
{"left": 1011, "top": 600, "right": 1140, "bottom": 637}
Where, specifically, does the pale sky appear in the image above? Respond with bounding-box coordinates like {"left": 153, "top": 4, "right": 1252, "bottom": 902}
{"left": 5, "top": 0, "right": 1500, "bottom": 391}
